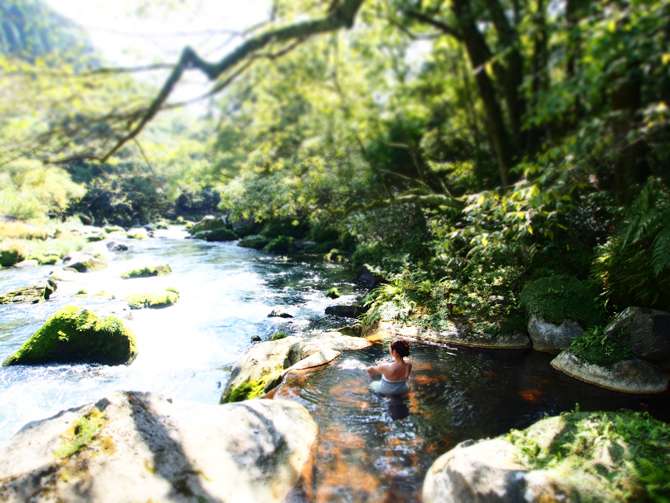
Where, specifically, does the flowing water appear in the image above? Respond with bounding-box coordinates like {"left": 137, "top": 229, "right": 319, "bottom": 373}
{"left": 1, "top": 229, "right": 669, "bottom": 502}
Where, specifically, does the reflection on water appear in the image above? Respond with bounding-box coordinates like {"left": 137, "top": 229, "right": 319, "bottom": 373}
{"left": 281, "top": 342, "right": 670, "bottom": 503}
{"left": 0, "top": 229, "right": 364, "bottom": 442}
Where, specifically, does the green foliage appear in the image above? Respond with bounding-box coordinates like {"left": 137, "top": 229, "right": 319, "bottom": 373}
{"left": 508, "top": 411, "right": 670, "bottom": 502}
{"left": 593, "top": 180, "right": 670, "bottom": 310}
{"left": 120, "top": 264, "right": 172, "bottom": 279}
{"left": 519, "top": 276, "right": 605, "bottom": 328}
{"left": 265, "top": 236, "right": 295, "bottom": 254}
{"left": 567, "top": 326, "right": 634, "bottom": 369}
{"left": 203, "top": 228, "right": 237, "bottom": 242}
{"left": 271, "top": 332, "right": 287, "bottom": 341}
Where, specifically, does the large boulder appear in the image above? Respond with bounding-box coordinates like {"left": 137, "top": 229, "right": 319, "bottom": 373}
{"left": 62, "top": 252, "right": 107, "bottom": 273}
{"left": 325, "top": 304, "right": 367, "bottom": 318}
{"left": 424, "top": 411, "right": 670, "bottom": 503}
{"left": 550, "top": 350, "right": 668, "bottom": 394}
{"left": 0, "top": 279, "right": 57, "bottom": 304}
{"left": 2, "top": 305, "right": 137, "bottom": 366}
{"left": 188, "top": 215, "right": 227, "bottom": 235}
{"left": 0, "top": 391, "right": 317, "bottom": 503}
{"left": 527, "top": 314, "right": 583, "bottom": 352}
{"left": 106, "top": 241, "right": 129, "bottom": 252}
{"left": 388, "top": 321, "right": 531, "bottom": 350}
{"left": 203, "top": 227, "right": 237, "bottom": 242}
{"left": 221, "top": 332, "right": 371, "bottom": 403}
{"left": 238, "top": 235, "right": 270, "bottom": 249}
{"left": 604, "top": 306, "right": 670, "bottom": 366}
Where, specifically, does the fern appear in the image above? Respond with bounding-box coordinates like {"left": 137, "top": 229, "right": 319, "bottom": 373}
{"left": 652, "top": 227, "right": 670, "bottom": 276}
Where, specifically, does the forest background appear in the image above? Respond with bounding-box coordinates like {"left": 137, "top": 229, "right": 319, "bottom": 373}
{"left": 1, "top": 0, "right": 669, "bottom": 339}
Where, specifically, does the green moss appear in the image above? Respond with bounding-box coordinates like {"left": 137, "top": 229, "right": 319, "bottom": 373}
{"left": 86, "top": 234, "right": 105, "bottom": 242}
{"left": 166, "top": 287, "right": 180, "bottom": 295}
{"left": 39, "top": 255, "right": 58, "bottom": 265}
{"left": 154, "top": 221, "right": 169, "bottom": 230}
{"left": 519, "top": 275, "right": 604, "bottom": 327}
{"left": 92, "top": 291, "right": 115, "bottom": 299}
{"left": 0, "top": 243, "right": 27, "bottom": 267}
{"left": 2, "top": 305, "right": 138, "bottom": 366}
{"left": 237, "top": 235, "right": 270, "bottom": 249}
{"left": 271, "top": 332, "right": 287, "bottom": 341}
{"left": 104, "top": 225, "right": 125, "bottom": 233}
{"left": 121, "top": 264, "right": 172, "bottom": 279}
{"left": 220, "top": 379, "right": 267, "bottom": 404}
{"left": 75, "top": 289, "right": 88, "bottom": 297}
{"left": 314, "top": 240, "right": 342, "bottom": 254}
{"left": 55, "top": 408, "right": 108, "bottom": 459}
{"left": 204, "top": 228, "right": 237, "bottom": 242}
{"left": 508, "top": 410, "right": 670, "bottom": 502}
{"left": 566, "top": 326, "right": 634, "bottom": 368}
{"left": 189, "top": 217, "right": 226, "bottom": 235}
{"left": 326, "top": 288, "right": 340, "bottom": 299}
{"left": 325, "top": 249, "right": 347, "bottom": 262}
{"left": 126, "top": 230, "right": 147, "bottom": 239}
{"left": 312, "top": 227, "right": 340, "bottom": 243}
{"left": 124, "top": 290, "right": 179, "bottom": 310}
{"left": 264, "top": 236, "right": 295, "bottom": 254}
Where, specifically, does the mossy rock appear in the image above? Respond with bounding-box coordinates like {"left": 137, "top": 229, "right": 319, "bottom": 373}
{"left": 0, "top": 245, "right": 27, "bottom": 267}
{"left": 124, "top": 290, "right": 179, "bottom": 310}
{"left": 519, "top": 276, "right": 604, "bottom": 328}
{"left": 126, "top": 230, "right": 147, "bottom": 239}
{"left": 237, "top": 235, "right": 270, "bottom": 249}
{"left": 325, "top": 249, "right": 347, "bottom": 262}
{"left": 220, "top": 379, "right": 267, "bottom": 404}
{"left": 2, "top": 305, "right": 137, "bottom": 366}
{"left": 314, "top": 240, "right": 342, "bottom": 254}
{"left": 64, "top": 254, "right": 107, "bottom": 273}
{"left": 85, "top": 234, "right": 106, "bottom": 242}
{"left": 154, "top": 221, "right": 169, "bottom": 230}
{"left": 271, "top": 332, "right": 287, "bottom": 341}
{"left": 264, "top": 236, "right": 295, "bottom": 254}
{"left": 121, "top": 264, "right": 172, "bottom": 279}
{"left": 189, "top": 216, "right": 226, "bottom": 235}
{"left": 260, "top": 219, "right": 309, "bottom": 239}
{"left": 233, "top": 222, "right": 263, "bottom": 238}
{"left": 204, "top": 228, "right": 237, "bottom": 242}
{"left": 326, "top": 288, "right": 340, "bottom": 299}
{"left": 566, "top": 326, "right": 634, "bottom": 369}
{"left": 0, "top": 279, "right": 58, "bottom": 304}
{"left": 104, "top": 225, "right": 125, "bottom": 233}
{"left": 39, "top": 255, "right": 59, "bottom": 265}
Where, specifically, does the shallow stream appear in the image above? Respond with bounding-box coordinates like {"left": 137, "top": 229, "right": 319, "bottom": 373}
{"left": 1, "top": 229, "right": 669, "bottom": 502}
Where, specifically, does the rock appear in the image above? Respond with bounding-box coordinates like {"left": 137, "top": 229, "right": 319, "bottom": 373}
{"left": 124, "top": 289, "right": 179, "bottom": 310}
{"left": 78, "top": 213, "right": 92, "bottom": 225}
{"left": 189, "top": 215, "right": 227, "bottom": 235}
{"left": 2, "top": 305, "right": 137, "bottom": 366}
{"left": 238, "top": 235, "right": 270, "bottom": 249}
{"left": 62, "top": 252, "right": 108, "bottom": 273}
{"left": 143, "top": 224, "right": 156, "bottom": 231}
{"left": 325, "top": 305, "right": 366, "bottom": 318}
{"left": 85, "top": 233, "right": 106, "bottom": 242}
{"left": 14, "top": 259, "right": 38, "bottom": 267}
{"left": 126, "top": 228, "right": 148, "bottom": 239}
{"left": 251, "top": 335, "right": 262, "bottom": 342}
{"left": 106, "top": 241, "right": 129, "bottom": 252}
{"left": 527, "top": 314, "right": 583, "bottom": 352}
{"left": 265, "top": 236, "right": 295, "bottom": 254}
{"left": 359, "top": 266, "right": 385, "bottom": 285}
{"left": 204, "top": 227, "right": 237, "bottom": 242}
{"left": 268, "top": 309, "right": 293, "bottom": 318}
{"left": 104, "top": 225, "right": 125, "bottom": 234}
{"left": 121, "top": 264, "right": 172, "bottom": 279}
{"left": 0, "top": 245, "right": 27, "bottom": 267}
{"left": 424, "top": 411, "right": 670, "bottom": 503}
{"left": 604, "top": 306, "right": 670, "bottom": 366}
{"left": 326, "top": 287, "right": 340, "bottom": 299}
{"left": 222, "top": 332, "right": 371, "bottom": 402}
{"left": 0, "top": 279, "right": 58, "bottom": 304}
{"left": 0, "top": 391, "right": 317, "bottom": 503}
{"left": 388, "top": 322, "right": 531, "bottom": 350}
{"left": 550, "top": 351, "right": 668, "bottom": 394}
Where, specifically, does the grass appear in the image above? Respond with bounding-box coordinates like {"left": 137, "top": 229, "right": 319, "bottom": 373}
{"left": 507, "top": 410, "right": 670, "bottom": 502}
{"left": 566, "top": 326, "right": 634, "bottom": 368}
{"left": 121, "top": 264, "right": 172, "bottom": 279}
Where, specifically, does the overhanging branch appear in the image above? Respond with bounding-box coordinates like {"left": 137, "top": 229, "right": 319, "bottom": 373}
{"left": 99, "top": 0, "right": 366, "bottom": 163}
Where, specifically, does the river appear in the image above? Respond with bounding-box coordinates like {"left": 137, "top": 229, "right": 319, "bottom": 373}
{"left": 1, "top": 228, "right": 669, "bottom": 502}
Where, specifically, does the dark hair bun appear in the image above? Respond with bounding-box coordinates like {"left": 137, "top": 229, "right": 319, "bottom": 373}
{"left": 391, "top": 337, "right": 410, "bottom": 357}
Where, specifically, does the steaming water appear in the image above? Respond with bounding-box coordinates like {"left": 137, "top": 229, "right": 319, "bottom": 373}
{"left": 1, "top": 229, "right": 669, "bottom": 502}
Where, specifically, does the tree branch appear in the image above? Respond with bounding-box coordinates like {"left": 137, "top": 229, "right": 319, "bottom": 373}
{"left": 99, "top": 0, "right": 366, "bottom": 163}
{"left": 403, "top": 10, "right": 463, "bottom": 40}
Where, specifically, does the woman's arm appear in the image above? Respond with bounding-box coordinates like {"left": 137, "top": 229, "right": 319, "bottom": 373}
{"left": 367, "top": 364, "right": 386, "bottom": 377}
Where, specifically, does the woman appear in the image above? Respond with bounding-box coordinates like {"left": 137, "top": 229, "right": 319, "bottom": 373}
{"left": 367, "top": 337, "right": 412, "bottom": 395}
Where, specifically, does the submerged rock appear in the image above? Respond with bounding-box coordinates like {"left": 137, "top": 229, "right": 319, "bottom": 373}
{"left": 2, "top": 305, "right": 137, "bottom": 366}
{"left": 550, "top": 351, "right": 668, "bottom": 394}
{"left": 527, "top": 314, "right": 583, "bottom": 352}
{"left": 268, "top": 309, "right": 293, "bottom": 318}
{"left": 424, "top": 411, "right": 670, "bottom": 503}
{"left": 106, "top": 241, "right": 129, "bottom": 252}
{"left": 124, "top": 289, "right": 179, "bottom": 310}
{"left": 221, "top": 332, "right": 371, "bottom": 403}
{"left": 0, "top": 279, "right": 57, "bottom": 304}
{"left": 126, "top": 228, "right": 148, "bottom": 239}
{"left": 121, "top": 264, "right": 172, "bottom": 279}
{"left": 62, "top": 252, "right": 107, "bottom": 273}
{"left": 202, "top": 227, "right": 237, "bottom": 242}
{"left": 604, "top": 306, "right": 670, "bottom": 366}
{"left": 0, "top": 391, "right": 317, "bottom": 503}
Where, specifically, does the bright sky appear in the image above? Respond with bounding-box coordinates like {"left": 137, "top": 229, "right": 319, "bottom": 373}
{"left": 45, "top": 0, "right": 272, "bottom": 111}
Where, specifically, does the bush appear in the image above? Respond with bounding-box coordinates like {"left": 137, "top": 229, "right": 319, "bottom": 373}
{"left": 265, "top": 236, "right": 294, "bottom": 254}
{"left": 566, "top": 326, "right": 633, "bottom": 368}
{"left": 519, "top": 276, "right": 604, "bottom": 328}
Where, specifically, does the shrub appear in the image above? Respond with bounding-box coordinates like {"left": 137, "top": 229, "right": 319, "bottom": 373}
{"left": 566, "top": 326, "right": 634, "bottom": 368}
